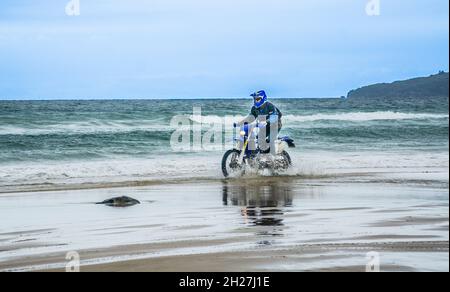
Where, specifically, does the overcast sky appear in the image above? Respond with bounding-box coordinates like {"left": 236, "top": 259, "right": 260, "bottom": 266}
{"left": 0, "top": 0, "right": 448, "bottom": 99}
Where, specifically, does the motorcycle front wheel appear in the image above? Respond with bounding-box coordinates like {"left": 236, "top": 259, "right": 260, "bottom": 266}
{"left": 221, "top": 149, "right": 242, "bottom": 178}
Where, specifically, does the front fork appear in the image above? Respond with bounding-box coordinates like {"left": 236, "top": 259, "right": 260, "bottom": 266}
{"left": 237, "top": 139, "right": 249, "bottom": 165}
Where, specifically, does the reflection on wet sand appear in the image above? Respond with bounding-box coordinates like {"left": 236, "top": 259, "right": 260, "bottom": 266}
{"left": 222, "top": 180, "right": 294, "bottom": 238}
{"left": 0, "top": 178, "right": 448, "bottom": 272}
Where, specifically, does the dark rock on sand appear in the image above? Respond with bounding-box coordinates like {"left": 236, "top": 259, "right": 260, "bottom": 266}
{"left": 97, "top": 196, "right": 141, "bottom": 207}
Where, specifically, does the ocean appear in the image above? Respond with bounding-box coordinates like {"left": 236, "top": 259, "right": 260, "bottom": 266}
{"left": 0, "top": 97, "right": 448, "bottom": 192}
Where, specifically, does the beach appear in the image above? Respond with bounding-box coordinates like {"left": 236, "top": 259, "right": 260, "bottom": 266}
{"left": 0, "top": 166, "right": 448, "bottom": 272}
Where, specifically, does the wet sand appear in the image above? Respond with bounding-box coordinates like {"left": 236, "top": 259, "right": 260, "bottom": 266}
{"left": 0, "top": 172, "right": 448, "bottom": 272}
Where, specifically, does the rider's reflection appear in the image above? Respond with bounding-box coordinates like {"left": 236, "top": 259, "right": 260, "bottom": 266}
{"left": 222, "top": 181, "right": 293, "bottom": 237}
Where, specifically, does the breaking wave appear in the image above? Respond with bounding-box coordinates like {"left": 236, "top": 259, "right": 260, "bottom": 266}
{"left": 283, "top": 112, "right": 448, "bottom": 122}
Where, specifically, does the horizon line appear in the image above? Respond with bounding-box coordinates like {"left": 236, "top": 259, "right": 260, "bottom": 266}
{"left": 0, "top": 96, "right": 344, "bottom": 101}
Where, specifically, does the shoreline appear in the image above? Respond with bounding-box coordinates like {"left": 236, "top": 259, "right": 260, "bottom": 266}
{"left": 0, "top": 166, "right": 448, "bottom": 195}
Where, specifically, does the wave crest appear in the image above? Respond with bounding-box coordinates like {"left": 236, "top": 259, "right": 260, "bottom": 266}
{"left": 284, "top": 112, "right": 449, "bottom": 122}
{"left": 0, "top": 112, "right": 447, "bottom": 136}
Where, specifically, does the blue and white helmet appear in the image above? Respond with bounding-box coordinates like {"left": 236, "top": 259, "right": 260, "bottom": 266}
{"left": 250, "top": 90, "right": 267, "bottom": 108}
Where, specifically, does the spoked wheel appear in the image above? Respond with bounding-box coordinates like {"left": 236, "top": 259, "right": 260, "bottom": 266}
{"left": 282, "top": 151, "right": 292, "bottom": 165}
{"left": 275, "top": 151, "right": 292, "bottom": 171}
{"left": 222, "top": 149, "right": 243, "bottom": 178}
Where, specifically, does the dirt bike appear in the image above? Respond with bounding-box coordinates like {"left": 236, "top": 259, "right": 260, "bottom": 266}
{"left": 221, "top": 123, "right": 295, "bottom": 177}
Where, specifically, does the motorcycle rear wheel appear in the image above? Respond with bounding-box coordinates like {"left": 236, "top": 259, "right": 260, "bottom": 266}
{"left": 275, "top": 151, "right": 292, "bottom": 171}
{"left": 281, "top": 151, "right": 292, "bottom": 165}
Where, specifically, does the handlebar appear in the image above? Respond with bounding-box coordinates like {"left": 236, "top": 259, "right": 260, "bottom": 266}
{"left": 233, "top": 122, "right": 266, "bottom": 128}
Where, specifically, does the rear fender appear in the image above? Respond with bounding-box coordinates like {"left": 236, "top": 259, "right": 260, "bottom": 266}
{"left": 280, "top": 136, "right": 295, "bottom": 148}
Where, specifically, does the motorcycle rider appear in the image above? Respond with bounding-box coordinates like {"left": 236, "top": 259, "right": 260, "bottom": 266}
{"left": 234, "top": 90, "right": 283, "bottom": 153}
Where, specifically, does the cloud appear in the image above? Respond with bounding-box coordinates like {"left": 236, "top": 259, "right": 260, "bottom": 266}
{"left": 0, "top": 0, "right": 448, "bottom": 99}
